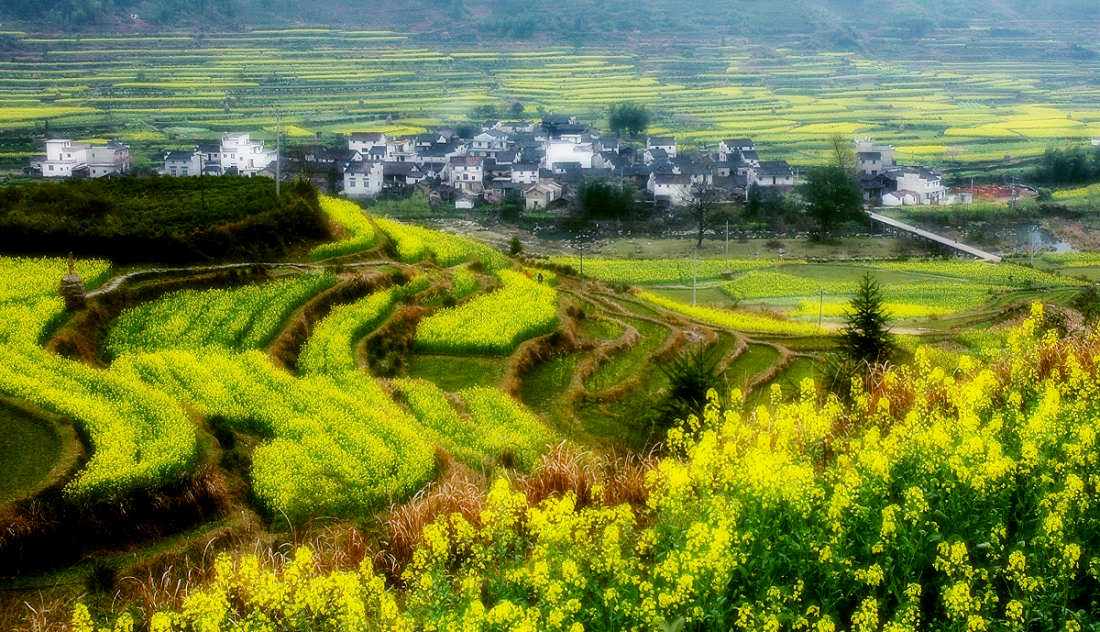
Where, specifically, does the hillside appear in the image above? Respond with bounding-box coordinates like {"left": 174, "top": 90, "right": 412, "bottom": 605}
{"left": 3, "top": 0, "right": 1097, "bottom": 39}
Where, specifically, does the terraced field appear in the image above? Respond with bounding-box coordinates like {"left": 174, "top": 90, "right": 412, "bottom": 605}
{"left": 0, "top": 195, "right": 1089, "bottom": 623}
{"left": 2, "top": 28, "right": 1099, "bottom": 170}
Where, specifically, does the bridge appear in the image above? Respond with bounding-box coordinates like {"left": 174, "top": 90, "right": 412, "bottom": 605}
{"left": 867, "top": 211, "right": 1002, "bottom": 263}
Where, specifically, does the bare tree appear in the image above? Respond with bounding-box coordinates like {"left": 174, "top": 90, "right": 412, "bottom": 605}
{"left": 688, "top": 183, "right": 720, "bottom": 249}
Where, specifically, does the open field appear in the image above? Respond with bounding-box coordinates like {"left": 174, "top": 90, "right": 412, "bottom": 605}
{"left": 1, "top": 28, "right": 1099, "bottom": 171}
{"left": 0, "top": 192, "right": 1097, "bottom": 629}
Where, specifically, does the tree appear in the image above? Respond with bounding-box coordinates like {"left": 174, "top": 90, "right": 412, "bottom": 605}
{"left": 577, "top": 179, "right": 636, "bottom": 220}
{"left": 509, "top": 236, "right": 523, "bottom": 256}
{"left": 688, "top": 184, "right": 720, "bottom": 248}
{"left": 656, "top": 345, "right": 724, "bottom": 432}
{"left": 840, "top": 274, "right": 894, "bottom": 364}
{"left": 500, "top": 189, "right": 524, "bottom": 222}
{"left": 801, "top": 167, "right": 863, "bottom": 239}
{"left": 608, "top": 103, "right": 651, "bottom": 138}
{"left": 509, "top": 101, "right": 525, "bottom": 117}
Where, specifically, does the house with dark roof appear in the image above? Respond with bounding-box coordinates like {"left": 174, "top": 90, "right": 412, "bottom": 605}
{"left": 647, "top": 172, "right": 693, "bottom": 206}
{"left": 343, "top": 161, "right": 384, "bottom": 197}
{"left": 753, "top": 161, "right": 796, "bottom": 188}
{"left": 646, "top": 136, "right": 678, "bottom": 159}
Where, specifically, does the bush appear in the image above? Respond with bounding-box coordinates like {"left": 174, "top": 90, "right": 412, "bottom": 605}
{"left": 0, "top": 176, "right": 329, "bottom": 262}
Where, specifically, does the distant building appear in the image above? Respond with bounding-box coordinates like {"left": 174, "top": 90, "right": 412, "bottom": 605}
{"left": 646, "top": 136, "right": 678, "bottom": 159}
{"left": 348, "top": 132, "right": 387, "bottom": 153}
{"left": 1093, "top": 138, "right": 1100, "bottom": 147}
{"left": 159, "top": 133, "right": 276, "bottom": 178}
{"left": 343, "top": 161, "right": 384, "bottom": 198}
{"left": 447, "top": 156, "right": 485, "bottom": 194}
{"left": 511, "top": 163, "right": 540, "bottom": 185}
{"left": 855, "top": 139, "right": 897, "bottom": 175}
{"left": 648, "top": 173, "right": 694, "bottom": 206}
{"left": 718, "top": 138, "right": 754, "bottom": 161}
{"left": 545, "top": 140, "right": 595, "bottom": 170}
{"left": 524, "top": 181, "right": 563, "bottom": 210}
{"left": 753, "top": 161, "right": 796, "bottom": 188}
{"left": 30, "top": 139, "right": 130, "bottom": 179}
{"left": 880, "top": 167, "right": 947, "bottom": 206}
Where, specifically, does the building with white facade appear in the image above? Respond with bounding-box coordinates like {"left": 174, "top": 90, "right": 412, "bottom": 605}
{"left": 217, "top": 133, "right": 278, "bottom": 176}
{"left": 646, "top": 136, "right": 678, "bottom": 159}
{"left": 343, "top": 161, "right": 384, "bottom": 198}
{"left": 349, "top": 132, "right": 387, "bottom": 153}
{"left": 447, "top": 156, "right": 485, "bottom": 194}
{"left": 31, "top": 139, "right": 130, "bottom": 178}
{"left": 855, "top": 139, "right": 898, "bottom": 176}
{"left": 648, "top": 173, "right": 694, "bottom": 206}
{"left": 544, "top": 140, "right": 594, "bottom": 170}
{"left": 880, "top": 167, "right": 947, "bottom": 206}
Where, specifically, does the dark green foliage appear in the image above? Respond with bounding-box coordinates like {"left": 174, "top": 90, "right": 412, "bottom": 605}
{"left": 800, "top": 165, "right": 864, "bottom": 239}
{"left": 656, "top": 345, "right": 725, "bottom": 429}
{"left": 1072, "top": 285, "right": 1100, "bottom": 324}
{"left": 840, "top": 274, "right": 894, "bottom": 364}
{"left": 576, "top": 178, "right": 637, "bottom": 220}
{"left": 500, "top": 190, "right": 524, "bottom": 222}
{"left": 1033, "top": 145, "right": 1100, "bottom": 185}
{"left": 0, "top": 176, "right": 329, "bottom": 263}
{"left": 608, "top": 103, "right": 651, "bottom": 137}
{"left": 509, "top": 236, "right": 523, "bottom": 256}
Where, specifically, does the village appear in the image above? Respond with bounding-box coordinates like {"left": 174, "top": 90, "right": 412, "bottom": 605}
{"left": 26, "top": 116, "right": 1044, "bottom": 214}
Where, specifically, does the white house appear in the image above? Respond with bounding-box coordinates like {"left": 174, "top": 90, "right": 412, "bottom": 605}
{"left": 469, "top": 130, "right": 511, "bottom": 158}
{"left": 647, "top": 136, "right": 677, "bottom": 159}
{"left": 648, "top": 173, "right": 693, "bottom": 206}
{"left": 544, "top": 140, "right": 594, "bottom": 170}
{"left": 524, "top": 181, "right": 563, "bottom": 210}
{"left": 494, "top": 120, "right": 536, "bottom": 134}
{"left": 349, "top": 132, "right": 387, "bottom": 153}
{"left": 752, "top": 161, "right": 796, "bottom": 188}
{"left": 718, "top": 138, "right": 754, "bottom": 161}
{"left": 385, "top": 137, "right": 416, "bottom": 162}
{"left": 343, "top": 161, "right": 384, "bottom": 198}
{"left": 1093, "top": 138, "right": 1100, "bottom": 147}
{"left": 881, "top": 167, "right": 947, "bottom": 206}
{"left": 218, "top": 133, "right": 278, "bottom": 176}
{"left": 162, "top": 150, "right": 202, "bottom": 177}
{"left": 511, "top": 163, "right": 540, "bottom": 185}
{"left": 33, "top": 139, "right": 130, "bottom": 178}
{"left": 855, "top": 139, "right": 897, "bottom": 176}
{"left": 447, "top": 156, "right": 485, "bottom": 194}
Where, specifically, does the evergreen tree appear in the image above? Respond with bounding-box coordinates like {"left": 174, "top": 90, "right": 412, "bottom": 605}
{"left": 841, "top": 274, "right": 893, "bottom": 364}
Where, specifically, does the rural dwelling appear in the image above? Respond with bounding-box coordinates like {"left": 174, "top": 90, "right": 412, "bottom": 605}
{"left": 1093, "top": 138, "right": 1100, "bottom": 147}
{"left": 753, "top": 161, "right": 796, "bottom": 189}
{"left": 494, "top": 120, "right": 536, "bottom": 134}
{"left": 511, "top": 163, "right": 540, "bottom": 185}
{"left": 343, "top": 161, "right": 384, "bottom": 197}
{"left": 31, "top": 139, "right": 130, "bottom": 178}
{"left": 469, "top": 130, "right": 512, "bottom": 158}
{"left": 448, "top": 156, "right": 485, "bottom": 194}
{"left": 348, "top": 132, "right": 387, "bottom": 153}
{"left": 524, "top": 181, "right": 563, "bottom": 210}
{"left": 647, "top": 136, "right": 678, "bottom": 159}
{"left": 383, "top": 162, "right": 426, "bottom": 188}
{"left": 717, "top": 138, "right": 754, "bottom": 161}
{"left": 648, "top": 173, "right": 694, "bottom": 206}
{"left": 455, "top": 193, "right": 477, "bottom": 210}
{"left": 880, "top": 167, "right": 948, "bottom": 206}
{"left": 215, "top": 133, "right": 279, "bottom": 176}
{"left": 162, "top": 150, "right": 202, "bottom": 177}
{"left": 855, "top": 139, "right": 897, "bottom": 176}
{"left": 385, "top": 137, "right": 416, "bottom": 162}
{"left": 544, "top": 140, "right": 595, "bottom": 170}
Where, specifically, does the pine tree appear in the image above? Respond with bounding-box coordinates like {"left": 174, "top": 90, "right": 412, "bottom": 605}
{"left": 841, "top": 274, "right": 893, "bottom": 364}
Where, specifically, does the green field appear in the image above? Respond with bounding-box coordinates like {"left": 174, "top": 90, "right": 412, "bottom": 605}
{"left": 1, "top": 28, "right": 1099, "bottom": 171}
{"left": 0, "top": 191, "right": 1096, "bottom": 630}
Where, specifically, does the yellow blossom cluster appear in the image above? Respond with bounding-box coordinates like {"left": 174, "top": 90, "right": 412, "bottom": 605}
{"left": 77, "top": 303, "right": 1100, "bottom": 630}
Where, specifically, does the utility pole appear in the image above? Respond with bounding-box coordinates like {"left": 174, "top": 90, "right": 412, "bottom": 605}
{"left": 274, "top": 110, "right": 282, "bottom": 197}
{"left": 818, "top": 287, "right": 823, "bottom": 330}
{"left": 724, "top": 218, "right": 730, "bottom": 272}
{"left": 691, "top": 251, "right": 698, "bottom": 306}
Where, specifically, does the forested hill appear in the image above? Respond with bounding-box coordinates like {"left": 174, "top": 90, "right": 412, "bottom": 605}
{"left": 3, "top": 0, "right": 1097, "bottom": 40}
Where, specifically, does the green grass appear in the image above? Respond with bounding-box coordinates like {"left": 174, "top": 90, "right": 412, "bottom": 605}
{"left": 722, "top": 344, "right": 782, "bottom": 391}
{"left": 519, "top": 352, "right": 583, "bottom": 431}
{"left": 0, "top": 404, "right": 64, "bottom": 504}
{"left": 584, "top": 317, "right": 668, "bottom": 392}
{"left": 403, "top": 354, "right": 509, "bottom": 391}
